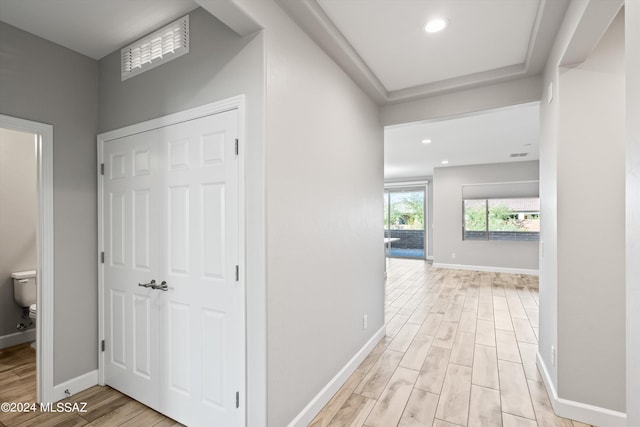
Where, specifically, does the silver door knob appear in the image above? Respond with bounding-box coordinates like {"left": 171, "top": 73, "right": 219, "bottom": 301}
{"left": 152, "top": 281, "right": 169, "bottom": 291}
{"left": 138, "top": 279, "right": 156, "bottom": 288}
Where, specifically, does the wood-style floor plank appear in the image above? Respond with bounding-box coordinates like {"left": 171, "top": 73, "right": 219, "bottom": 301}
{"left": 2, "top": 259, "right": 598, "bottom": 427}
{"left": 434, "top": 364, "right": 472, "bottom": 426}
{"left": 496, "top": 330, "right": 522, "bottom": 363}
{"left": 364, "top": 367, "right": 418, "bottom": 427}
{"left": 399, "top": 335, "right": 434, "bottom": 371}
{"left": 313, "top": 260, "right": 598, "bottom": 427}
{"left": 415, "top": 347, "right": 451, "bottom": 394}
{"left": 0, "top": 345, "right": 182, "bottom": 427}
{"left": 355, "top": 349, "right": 404, "bottom": 399}
{"left": 309, "top": 372, "right": 366, "bottom": 427}
{"left": 397, "top": 389, "right": 439, "bottom": 427}
{"left": 468, "top": 385, "right": 502, "bottom": 427}
{"left": 472, "top": 344, "right": 500, "bottom": 390}
{"left": 498, "top": 360, "right": 535, "bottom": 420}
{"left": 327, "top": 393, "right": 376, "bottom": 427}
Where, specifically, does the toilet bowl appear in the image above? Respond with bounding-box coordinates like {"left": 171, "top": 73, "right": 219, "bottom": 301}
{"left": 12, "top": 270, "right": 36, "bottom": 347}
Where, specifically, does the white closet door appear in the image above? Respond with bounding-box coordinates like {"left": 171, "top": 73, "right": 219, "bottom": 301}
{"left": 103, "top": 109, "right": 242, "bottom": 427}
{"left": 103, "top": 128, "right": 161, "bottom": 409}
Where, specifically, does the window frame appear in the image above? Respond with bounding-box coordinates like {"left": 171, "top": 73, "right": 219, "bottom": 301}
{"left": 462, "top": 196, "right": 540, "bottom": 242}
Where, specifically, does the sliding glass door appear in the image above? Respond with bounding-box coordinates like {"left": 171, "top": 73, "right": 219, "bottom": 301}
{"left": 384, "top": 187, "right": 426, "bottom": 259}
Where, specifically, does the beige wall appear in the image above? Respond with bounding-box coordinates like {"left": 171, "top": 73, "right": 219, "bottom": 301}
{"left": 0, "top": 128, "right": 37, "bottom": 341}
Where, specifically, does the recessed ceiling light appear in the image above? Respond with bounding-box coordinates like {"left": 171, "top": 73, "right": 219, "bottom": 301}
{"left": 421, "top": 139, "right": 432, "bottom": 144}
{"left": 425, "top": 18, "right": 448, "bottom": 33}
{"left": 441, "top": 160, "right": 449, "bottom": 165}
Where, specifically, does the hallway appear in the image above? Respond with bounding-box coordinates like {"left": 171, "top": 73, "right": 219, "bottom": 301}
{"left": 311, "top": 259, "right": 590, "bottom": 426}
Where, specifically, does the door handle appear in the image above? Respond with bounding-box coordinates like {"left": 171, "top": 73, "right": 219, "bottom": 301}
{"left": 151, "top": 281, "right": 169, "bottom": 291}
{"left": 138, "top": 279, "right": 156, "bottom": 288}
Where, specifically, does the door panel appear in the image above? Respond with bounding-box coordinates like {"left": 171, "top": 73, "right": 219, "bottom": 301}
{"left": 158, "top": 111, "right": 240, "bottom": 425}
{"left": 104, "top": 130, "right": 161, "bottom": 409}
{"left": 103, "top": 109, "right": 241, "bottom": 426}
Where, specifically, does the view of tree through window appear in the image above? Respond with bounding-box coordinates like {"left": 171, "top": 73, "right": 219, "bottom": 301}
{"left": 384, "top": 188, "right": 426, "bottom": 258}
{"left": 464, "top": 198, "right": 540, "bottom": 241}
{"left": 389, "top": 192, "right": 424, "bottom": 230}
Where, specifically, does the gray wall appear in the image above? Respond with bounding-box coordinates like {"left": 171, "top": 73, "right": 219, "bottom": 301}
{"left": 428, "top": 181, "right": 433, "bottom": 259}
{"left": 540, "top": 4, "right": 626, "bottom": 416}
{"left": 98, "top": 7, "right": 267, "bottom": 425}
{"left": 236, "top": 1, "right": 384, "bottom": 425}
{"left": 556, "top": 11, "right": 625, "bottom": 412}
{"left": 627, "top": 2, "right": 640, "bottom": 425}
{"left": 433, "top": 161, "right": 540, "bottom": 271}
{"left": 0, "top": 128, "right": 36, "bottom": 340}
{"left": 0, "top": 21, "right": 99, "bottom": 384}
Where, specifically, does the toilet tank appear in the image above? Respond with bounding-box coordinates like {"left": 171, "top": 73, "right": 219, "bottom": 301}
{"left": 12, "top": 270, "right": 36, "bottom": 307}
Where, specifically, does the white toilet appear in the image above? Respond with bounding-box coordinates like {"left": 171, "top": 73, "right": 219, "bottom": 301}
{"left": 12, "top": 270, "right": 37, "bottom": 345}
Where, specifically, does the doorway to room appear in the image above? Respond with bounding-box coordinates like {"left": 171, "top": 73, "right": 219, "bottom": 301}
{"left": 0, "top": 114, "right": 54, "bottom": 404}
{"left": 384, "top": 186, "right": 426, "bottom": 259}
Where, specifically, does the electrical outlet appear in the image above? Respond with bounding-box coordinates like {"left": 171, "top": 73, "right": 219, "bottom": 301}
{"left": 451, "top": 253, "right": 456, "bottom": 259}
{"left": 551, "top": 345, "right": 556, "bottom": 367}
{"left": 363, "top": 314, "right": 368, "bottom": 330}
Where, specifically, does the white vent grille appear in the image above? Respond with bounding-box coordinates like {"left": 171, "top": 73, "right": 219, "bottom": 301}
{"left": 121, "top": 15, "right": 189, "bottom": 81}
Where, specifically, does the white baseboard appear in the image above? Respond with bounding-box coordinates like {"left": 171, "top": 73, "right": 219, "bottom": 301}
{"left": 426, "top": 256, "right": 434, "bottom": 261}
{"left": 432, "top": 262, "right": 539, "bottom": 276}
{"left": 0, "top": 329, "right": 36, "bottom": 349}
{"left": 288, "top": 326, "right": 386, "bottom": 427}
{"left": 52, "top": 370, "right": 99, "bottom": 403}
{"left": 536, "top": 352, "right": 626, "bottom": 427}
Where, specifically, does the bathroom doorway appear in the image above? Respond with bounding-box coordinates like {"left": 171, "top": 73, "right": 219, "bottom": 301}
{"left": 0, "top": 114, "right": 54, "bottom": 404}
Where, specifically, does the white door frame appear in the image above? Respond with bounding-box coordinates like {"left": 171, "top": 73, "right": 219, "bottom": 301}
{"left": 97, "top": 95, "right": 247, "bottom": 419}
{"left": 0, "top": 114, "right": 55, "bottom": 404}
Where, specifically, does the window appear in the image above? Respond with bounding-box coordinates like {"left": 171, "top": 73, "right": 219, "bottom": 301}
{"left": 463, "top": 197, "right": 540, "bottom": 241}
{"left": 121, "top": 15, "right": 189, "bottom": 81}
{"left": 384, "top": 187, "right": 426, "bottom": 258}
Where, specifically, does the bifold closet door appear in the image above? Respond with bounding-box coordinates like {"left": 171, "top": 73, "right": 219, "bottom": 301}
{"left": 103, "top": 109, "right": 242, "bottom": 427}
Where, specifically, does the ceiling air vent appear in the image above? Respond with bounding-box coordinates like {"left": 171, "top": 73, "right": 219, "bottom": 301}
{"left": 121, "top": 15, "right": 189, "bottom": 81}
{"left": 510, "top": 152, "right": 529, "bottom": 158}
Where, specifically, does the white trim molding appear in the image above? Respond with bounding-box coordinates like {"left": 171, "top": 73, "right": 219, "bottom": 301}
{"left": 287, "top": 326, "right": 386, "bottom": 427}
{"left": 432, "top": 262, "right": 538, "bottom": 276}
{"left": 0, "top": 330, "right": 36, "bottom": 349}
{"left": 0, "top": 114, "right": 54, "bottom": 404}
{"left": 53, "top": 370, "right": 99, "bottom": 403}
{"left": 537, "top": 352, "right": 626, "bottom": 427}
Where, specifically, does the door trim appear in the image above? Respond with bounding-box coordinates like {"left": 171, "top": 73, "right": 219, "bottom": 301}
{"left": 97, "top": 95, "right": 247, "bottom": 421}
{"left": 0, "top": 114, "right": 55, "bottom": 404}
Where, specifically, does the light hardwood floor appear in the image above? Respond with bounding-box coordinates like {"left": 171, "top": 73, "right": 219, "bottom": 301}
{"left": 0, "top": 343, "right": 182, "bottom": 426}
{"left": 1, "top": 259, "right": 592, "bottom": 427}
{"left": 310, "top": 258, "right": 592, "bottom": 427}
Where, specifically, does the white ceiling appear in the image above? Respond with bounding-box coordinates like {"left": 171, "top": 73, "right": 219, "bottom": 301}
{"left": 317, "top": 0, "right": 539, "bottom": 92}
{"left": 277, "top": 0, "right": 568, "bottom": 103}
{"left": 0, "top": 0, "right": 198, "bottom": 59}
{"left": 0, "top": 1, "right": 548, "bottom": 183}
{"left": 384, "top": 103, "right": 540, "bottom": 180}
